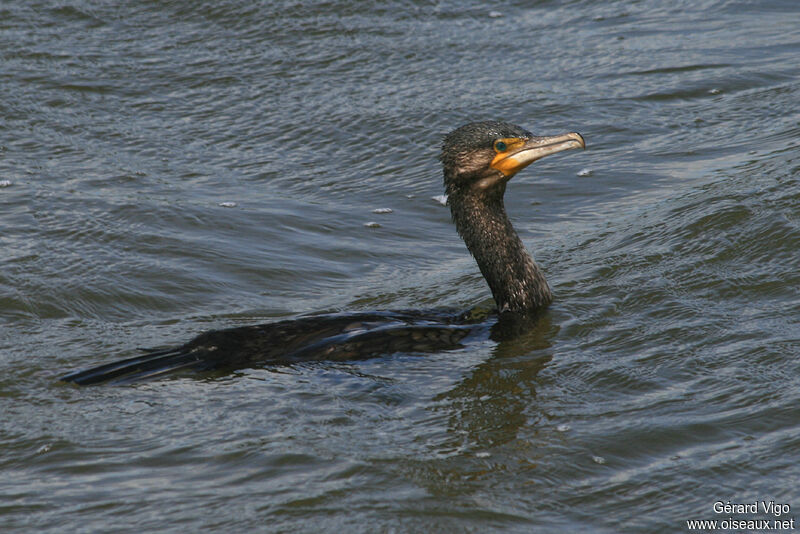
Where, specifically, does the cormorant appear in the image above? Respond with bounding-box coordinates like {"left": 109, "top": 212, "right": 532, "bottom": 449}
{"left": 60, "top": 121, "right": 585, "bottom": 385}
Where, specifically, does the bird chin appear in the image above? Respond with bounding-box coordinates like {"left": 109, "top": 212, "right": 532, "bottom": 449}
{"left": 475, "top": 173, "right": 513, "bottom": 191}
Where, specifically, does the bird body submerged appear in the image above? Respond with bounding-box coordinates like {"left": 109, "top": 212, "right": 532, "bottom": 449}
{"left": 59, "top": 310, "right": 483, "bottom": 385}
{"left": 61, "top": 121, "right": 584, "bottom": 385}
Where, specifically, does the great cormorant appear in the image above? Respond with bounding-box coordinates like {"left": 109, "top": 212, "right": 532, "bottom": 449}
{"left": 60, "top": 121, "right": 585, "bottom": 385}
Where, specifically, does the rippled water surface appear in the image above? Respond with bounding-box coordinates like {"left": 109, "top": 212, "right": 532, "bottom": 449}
{"left": 2, "top": 1, "right": 799, "bottom": 532}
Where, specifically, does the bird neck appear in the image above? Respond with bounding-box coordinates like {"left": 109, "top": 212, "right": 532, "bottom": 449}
{"left": 449, "top": 189, "right": 552, "bottom": 314}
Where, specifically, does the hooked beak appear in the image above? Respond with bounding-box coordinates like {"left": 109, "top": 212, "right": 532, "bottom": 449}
{"left": 491, "top": 132, "right": 586, "bottom": 178}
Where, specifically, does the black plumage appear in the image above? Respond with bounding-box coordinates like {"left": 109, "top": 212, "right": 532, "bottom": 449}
{"left": 443, "top": 122, "right": 550, "bottom": 313}
{"left": 61, "top": 121, "right": 584, "bottom": 385}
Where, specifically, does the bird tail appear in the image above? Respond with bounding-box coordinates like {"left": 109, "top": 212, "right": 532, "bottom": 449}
{"left": 59, "top": 346, "right": 206, "bottom": 386}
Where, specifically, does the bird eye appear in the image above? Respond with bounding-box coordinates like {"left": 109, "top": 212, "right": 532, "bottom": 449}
{"left": 494, "top": 140, "right": 507, "bottom": 152}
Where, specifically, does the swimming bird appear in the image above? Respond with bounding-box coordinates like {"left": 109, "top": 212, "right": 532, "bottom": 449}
{"left": 60, "top": 121, "right": 585, "bottom": 385}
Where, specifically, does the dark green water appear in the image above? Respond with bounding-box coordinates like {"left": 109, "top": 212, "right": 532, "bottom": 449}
{"left": 1, "top": 1, "right": 798, "bottom": 532}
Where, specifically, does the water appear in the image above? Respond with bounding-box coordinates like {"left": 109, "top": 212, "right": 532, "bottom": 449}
{"left": 1, "top": 0, "right": 798, "bottom": 531}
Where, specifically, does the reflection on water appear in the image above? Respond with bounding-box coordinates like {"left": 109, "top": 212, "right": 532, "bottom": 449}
{"left": 439, "top": 314, "right": 557, "bottom": 449}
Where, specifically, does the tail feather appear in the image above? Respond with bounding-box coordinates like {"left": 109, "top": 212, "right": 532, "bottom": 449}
{"left": 101, "top": 358, "right": 209, "bottom": 385}
{"left": 59, "top": 347, "right": 204, "bottom": 386}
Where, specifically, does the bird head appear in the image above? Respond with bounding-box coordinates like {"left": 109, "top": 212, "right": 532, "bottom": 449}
{"left": 441, "top": 121, "right": 585, "bottom": 198}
